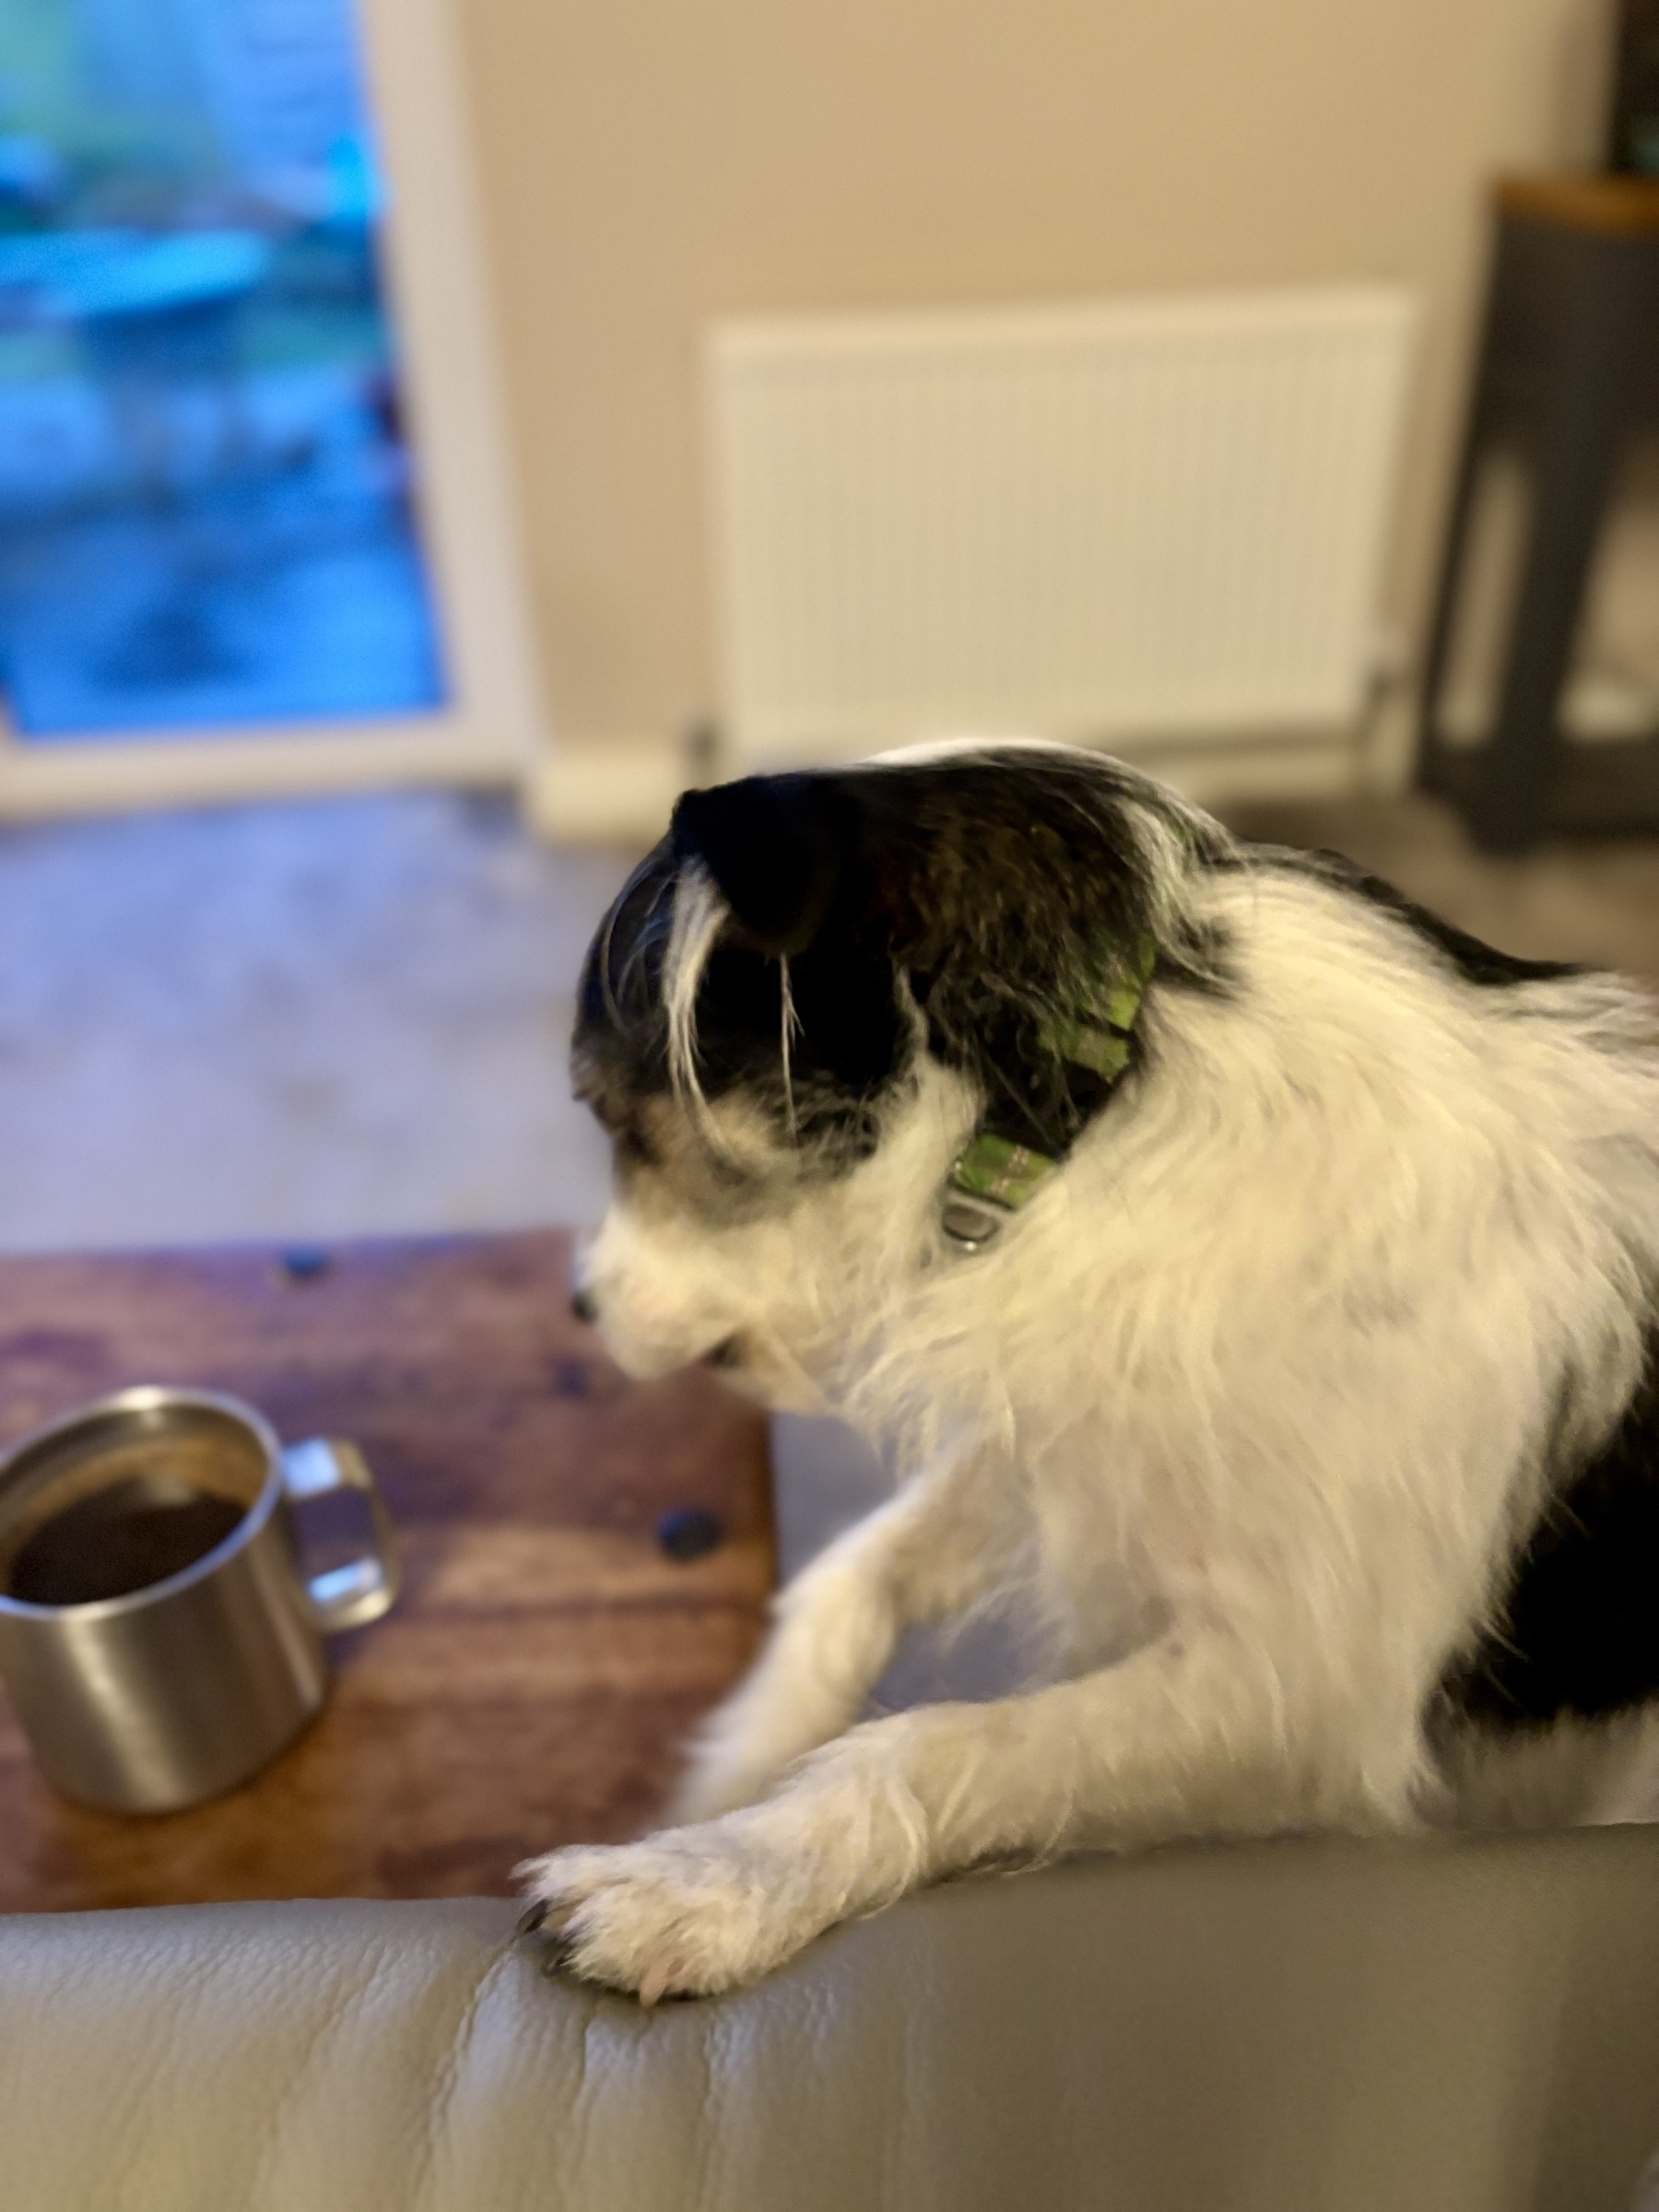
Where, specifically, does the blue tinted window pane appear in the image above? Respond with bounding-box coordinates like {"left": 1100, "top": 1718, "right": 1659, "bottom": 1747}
{"left": 0, "top": 0, "right": 447, "bottom": 738}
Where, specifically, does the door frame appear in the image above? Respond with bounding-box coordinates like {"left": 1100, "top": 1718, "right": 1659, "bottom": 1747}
{"left": 0, "top": 0, "right": 548, "bottom": 818}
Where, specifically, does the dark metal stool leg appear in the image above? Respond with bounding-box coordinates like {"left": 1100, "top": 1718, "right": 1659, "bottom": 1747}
{"left": 1418, "top": 300, "right": 1504, "bottom": 796}
{"left": 1464, "top": 239, "right": 1647, "bottom": 853}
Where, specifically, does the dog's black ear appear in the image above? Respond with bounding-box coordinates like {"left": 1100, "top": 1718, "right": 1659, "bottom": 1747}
{"left": 670, "top": 775, "right": 863, "bottom": 958}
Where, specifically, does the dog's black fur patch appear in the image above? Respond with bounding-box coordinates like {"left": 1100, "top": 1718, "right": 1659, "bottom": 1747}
{"left": 576, "top": 750, "right": 1233, "bottom": 1172}
{"left": 572, "top": 802, "right": 908, "bottom": 1171}
{"left": 578, "top": 766, "right": 1588, "bottom": 1183}
{"left": 1439, "top": 1341, "right": 1659, "bottom": 1729}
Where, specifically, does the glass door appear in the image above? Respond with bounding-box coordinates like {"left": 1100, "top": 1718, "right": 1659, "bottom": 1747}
{"left": 0, "top": 0, "right": 541, "bottom": 811}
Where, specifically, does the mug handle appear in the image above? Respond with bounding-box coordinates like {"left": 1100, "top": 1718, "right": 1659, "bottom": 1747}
{"left": 279, "top": 1438, "right": 402, "bottom": 1632}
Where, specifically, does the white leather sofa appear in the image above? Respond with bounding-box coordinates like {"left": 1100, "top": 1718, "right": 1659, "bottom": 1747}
{"left": 4, "top": 1825, "right": 1658, "bottom": 2211}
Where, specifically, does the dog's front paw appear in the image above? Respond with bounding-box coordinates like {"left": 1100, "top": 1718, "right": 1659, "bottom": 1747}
{"left": 515, "top": 1820, "right": 824, "bottom": 2003}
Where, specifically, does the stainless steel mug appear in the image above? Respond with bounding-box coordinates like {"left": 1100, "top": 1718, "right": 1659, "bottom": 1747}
{"left": 0, "top": 1386, "right": 399, "bottom": 1812}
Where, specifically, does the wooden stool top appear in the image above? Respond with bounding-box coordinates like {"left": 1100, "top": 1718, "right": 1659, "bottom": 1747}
{"left": 1499, "top": 172, "right": 1659, "bottom": 237}
{"left": 0, "top": 1230, "right": 774, "bottom": 1909}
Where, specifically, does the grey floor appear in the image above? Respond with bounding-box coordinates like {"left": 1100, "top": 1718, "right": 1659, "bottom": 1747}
{"left": 0, "top": 789, "right": 629, "bottom": 1253}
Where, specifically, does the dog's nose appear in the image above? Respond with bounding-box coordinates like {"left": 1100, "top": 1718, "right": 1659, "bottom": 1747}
{"left": 571, "top": 1286, "right": 598, "bottom": 1325}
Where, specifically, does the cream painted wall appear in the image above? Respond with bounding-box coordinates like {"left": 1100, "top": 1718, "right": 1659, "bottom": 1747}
{"left": 452, "top": 0, "right": 1613, "bottom": 753}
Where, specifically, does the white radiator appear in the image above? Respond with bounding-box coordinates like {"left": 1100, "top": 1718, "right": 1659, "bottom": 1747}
{"left": 705, "top": 288, "right": 1418, "bottom": 771}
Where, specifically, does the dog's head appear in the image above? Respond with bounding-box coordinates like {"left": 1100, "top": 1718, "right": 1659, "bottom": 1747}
{"left": 571, "top": 745, "right": 1222, "bottom": 1406}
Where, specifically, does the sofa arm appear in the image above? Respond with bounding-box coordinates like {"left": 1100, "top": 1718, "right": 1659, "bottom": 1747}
{"left": 2, "top": 1829, "right": 1657, "bottom": 2211}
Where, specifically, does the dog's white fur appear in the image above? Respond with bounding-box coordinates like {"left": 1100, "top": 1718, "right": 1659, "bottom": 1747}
{"left": 522, "top": 751, "right": 1659, "bottom": 2003}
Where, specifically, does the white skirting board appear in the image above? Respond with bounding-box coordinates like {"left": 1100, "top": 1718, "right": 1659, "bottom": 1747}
{"left": 523, "top": 720, "right": 1394, "bottom": 849}
{"left": 523, "top": 734, "right": 694, "bottom": 848}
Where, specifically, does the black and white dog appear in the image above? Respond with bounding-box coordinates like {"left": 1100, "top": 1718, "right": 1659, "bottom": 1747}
{"left": 519, "top": 741, "right": 1659, "bottom": 2002}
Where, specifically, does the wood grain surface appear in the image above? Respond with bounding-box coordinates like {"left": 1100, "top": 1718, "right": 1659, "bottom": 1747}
{"left": 0, "top": 1231, "right": 773, "bottom": 1909}
{"left": 1498, "top": 171, "right": 1659, "bottom": 236}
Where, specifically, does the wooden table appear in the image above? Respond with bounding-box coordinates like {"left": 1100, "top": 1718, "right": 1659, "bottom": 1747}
{"left": 0, "top": 1231, "right": 773, "bottom": 1910}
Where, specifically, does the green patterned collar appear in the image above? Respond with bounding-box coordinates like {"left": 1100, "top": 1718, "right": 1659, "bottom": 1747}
{"left": 939, "top": 933, "right": 1156, "bottom": 1253}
